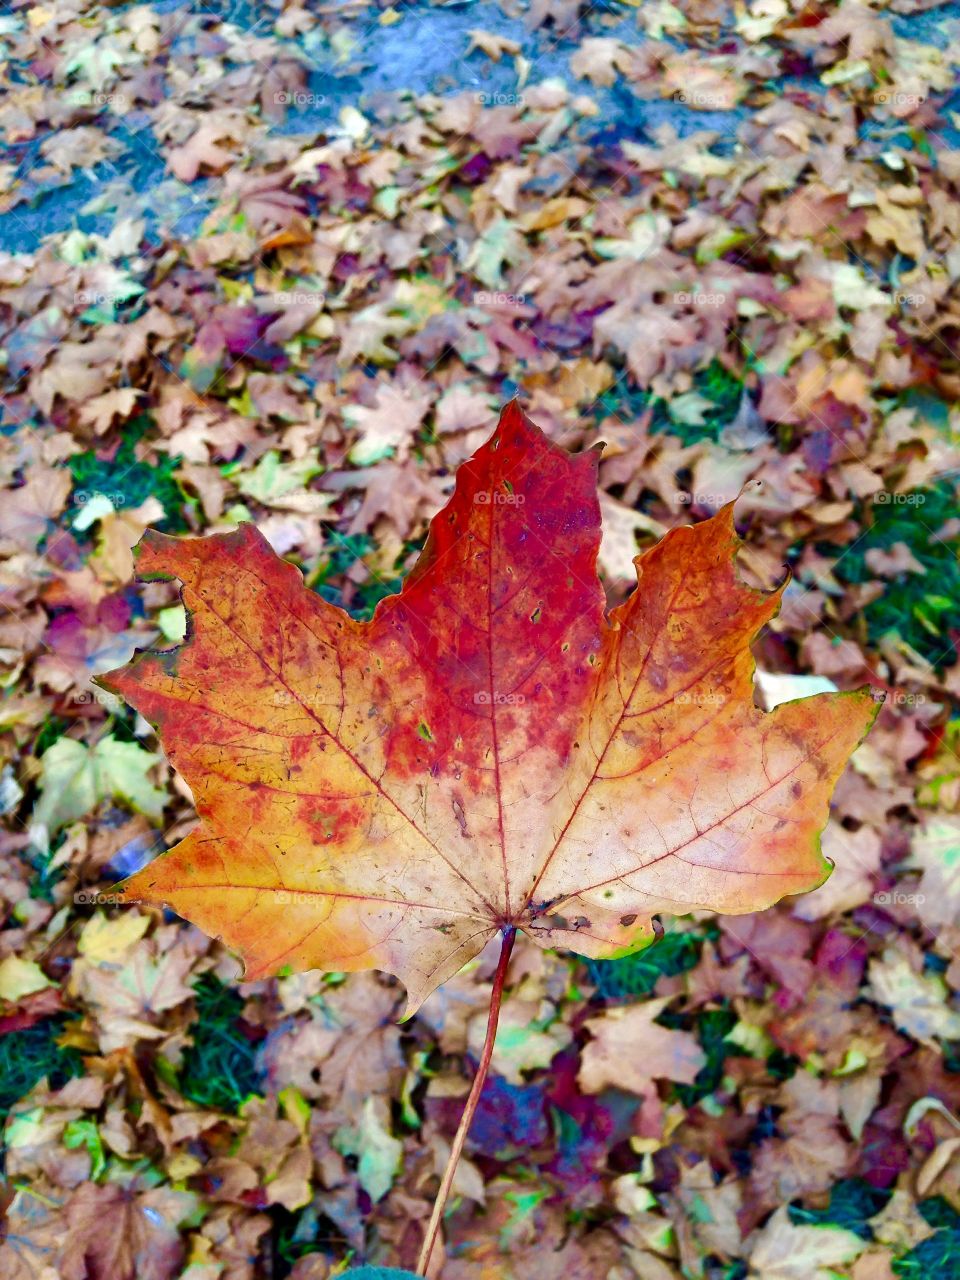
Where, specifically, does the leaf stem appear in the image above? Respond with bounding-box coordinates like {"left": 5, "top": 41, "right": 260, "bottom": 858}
{"left": 416, "top": 925, "right": 516, "bottom": 1276}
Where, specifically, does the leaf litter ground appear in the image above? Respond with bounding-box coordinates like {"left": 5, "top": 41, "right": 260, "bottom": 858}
{"left": 2, "top": 0, "right": 960, "bottom": 1277}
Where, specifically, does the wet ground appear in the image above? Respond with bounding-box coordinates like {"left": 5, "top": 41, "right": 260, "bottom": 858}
{"left": 2, "top": 0, "right": 960, "bottom": 254}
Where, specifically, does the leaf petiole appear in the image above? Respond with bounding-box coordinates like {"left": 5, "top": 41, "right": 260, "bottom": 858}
{"left": 415, "top": 925, "right": 516, "bottom": 1276}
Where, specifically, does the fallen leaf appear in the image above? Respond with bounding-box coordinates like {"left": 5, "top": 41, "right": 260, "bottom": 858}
{"left": 867, "top": 948, "right": 960, "bottom": 1045}
{"left": 465, "top": 29, "right": 521, "bottom": 62}
{"left": 597, "top": 492, "right": 665, "bottom": 584}
{"left": 463, "top": 217, "right": 529, "bottom": 289}
{"left": 100, "top": 403, "right": 876, "bottom": 1014}
{"left": 236, "top": 449, "right": 325, "bottom": 509}
{"left": 343, "top": 382, "right": 434, "bottom": 465}
{"left": 747, "top": 1206, "right": 866, "bottom": 1279}
{"left": 167, "top": 123, "right": 239, "bottom": 183}
{"left": 864, "top": 542, "right": 927, "bottom": 578}
{"left": 579, "top": 997, "right": 706, "bottom": 1094}
{"left": 907, "top": 818, "right": 960, "bottom": 929}
{"left": 61, "top": 1182, "right": 197, "bottom": 1280}
{"left": 868, "top": 1189, "right": 937, "bottom": 1251}
{"left": 88, "top": 496, "right": 167, "bottom": 585}
{"left": 333, "top": 1096, "right": 403, "bottom": 1203}
{"left": 78, "top": 388, "right": 141, "bottom": 436}
{"left": 0, "top": 956, "right": 53, "bottom": 1002}
{"left": 470, "top": 997, "right": 573, "bottom": 1084}
{"left": 77, "top": 911, "right": 151, "bottom": 964}
{"left": 32, "top": 734, "right": 166, "bottom": 847}
{"left": 71, "top": 928, "right": 202, "bottom": 1052}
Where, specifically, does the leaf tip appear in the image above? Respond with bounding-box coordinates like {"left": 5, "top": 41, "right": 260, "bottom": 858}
{"left": 114, "top": 873, "right": 149, "bottom": 905}
{"left": 852, "top": 682, "right": 885, "bottom": 733}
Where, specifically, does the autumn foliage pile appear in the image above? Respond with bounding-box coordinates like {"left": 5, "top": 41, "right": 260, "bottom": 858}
{"left": 2, "top": 0, "right": 960, "bottom": 1277}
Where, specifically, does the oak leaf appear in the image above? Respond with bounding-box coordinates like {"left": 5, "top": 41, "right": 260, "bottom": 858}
{"left": 98, "top": 402, "right": 877, "bottom": 1014}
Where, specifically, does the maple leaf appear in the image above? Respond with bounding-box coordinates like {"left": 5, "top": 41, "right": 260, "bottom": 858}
{"left": 166, "top": 123, "right": 239, "bottom": 183}
{"left": 343, "top": 381, "right": 434, "bottom": 465}
{"left": 98, "top": 402, "right": 877, "bottom": 1017}
{"left": 61, "top": 1182, "right": 196, "bottom": 1280}
{"left": 747, "top": 1206, "right": 866, "bottom": 1280}
{"left": 77, "top": 387, "right": 141, "bottom": 436}
{"left": 464, "top": 216, "right": 529, "bottom": 289}
{"left": 579, "top": 997, "right": 706, "bottom": 1094}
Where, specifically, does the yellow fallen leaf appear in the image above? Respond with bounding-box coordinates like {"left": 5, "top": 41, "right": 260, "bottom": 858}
{"left": 519, "top": 197, "right": 590, "bottom": 231}
{"left": 78, "top": 911, "right": 151, "bottom": 964}
{"left": 0, "top": 955, "right": 53, "bottom": 1001}
{"left": 27, "top": 6, "right": 55, "bottom": 28}
{"left": 865, "top": 193, "right": 925, "bottom": 259}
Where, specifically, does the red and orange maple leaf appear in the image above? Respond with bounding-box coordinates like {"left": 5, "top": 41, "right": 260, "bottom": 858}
{"left": 98, "top": 401, "right": 877, "bottom": 1014}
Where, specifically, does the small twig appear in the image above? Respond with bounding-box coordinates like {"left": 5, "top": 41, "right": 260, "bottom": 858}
{"left": 416, "top": 925, "right": 517, "bottom": 1276}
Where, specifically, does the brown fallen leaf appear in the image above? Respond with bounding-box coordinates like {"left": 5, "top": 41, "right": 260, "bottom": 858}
{"left": 78, "top": 388, "right": 142, "bottom": 437}
{"left": 61, "top": 1182, "right": 198, "bottom": 1280}
{"left": 167, "top": 123, "right": 240, "bottom": 183}
{"left": 579, "top": 997, "right": 706, "bottom": 1094}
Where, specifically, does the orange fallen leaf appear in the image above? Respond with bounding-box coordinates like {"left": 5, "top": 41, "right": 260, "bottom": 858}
{"left": 259, "top": 217, "right": 314, "bottom": 252}
{"left": 99, "top": 400, "right": 877, "bottom": 1016}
